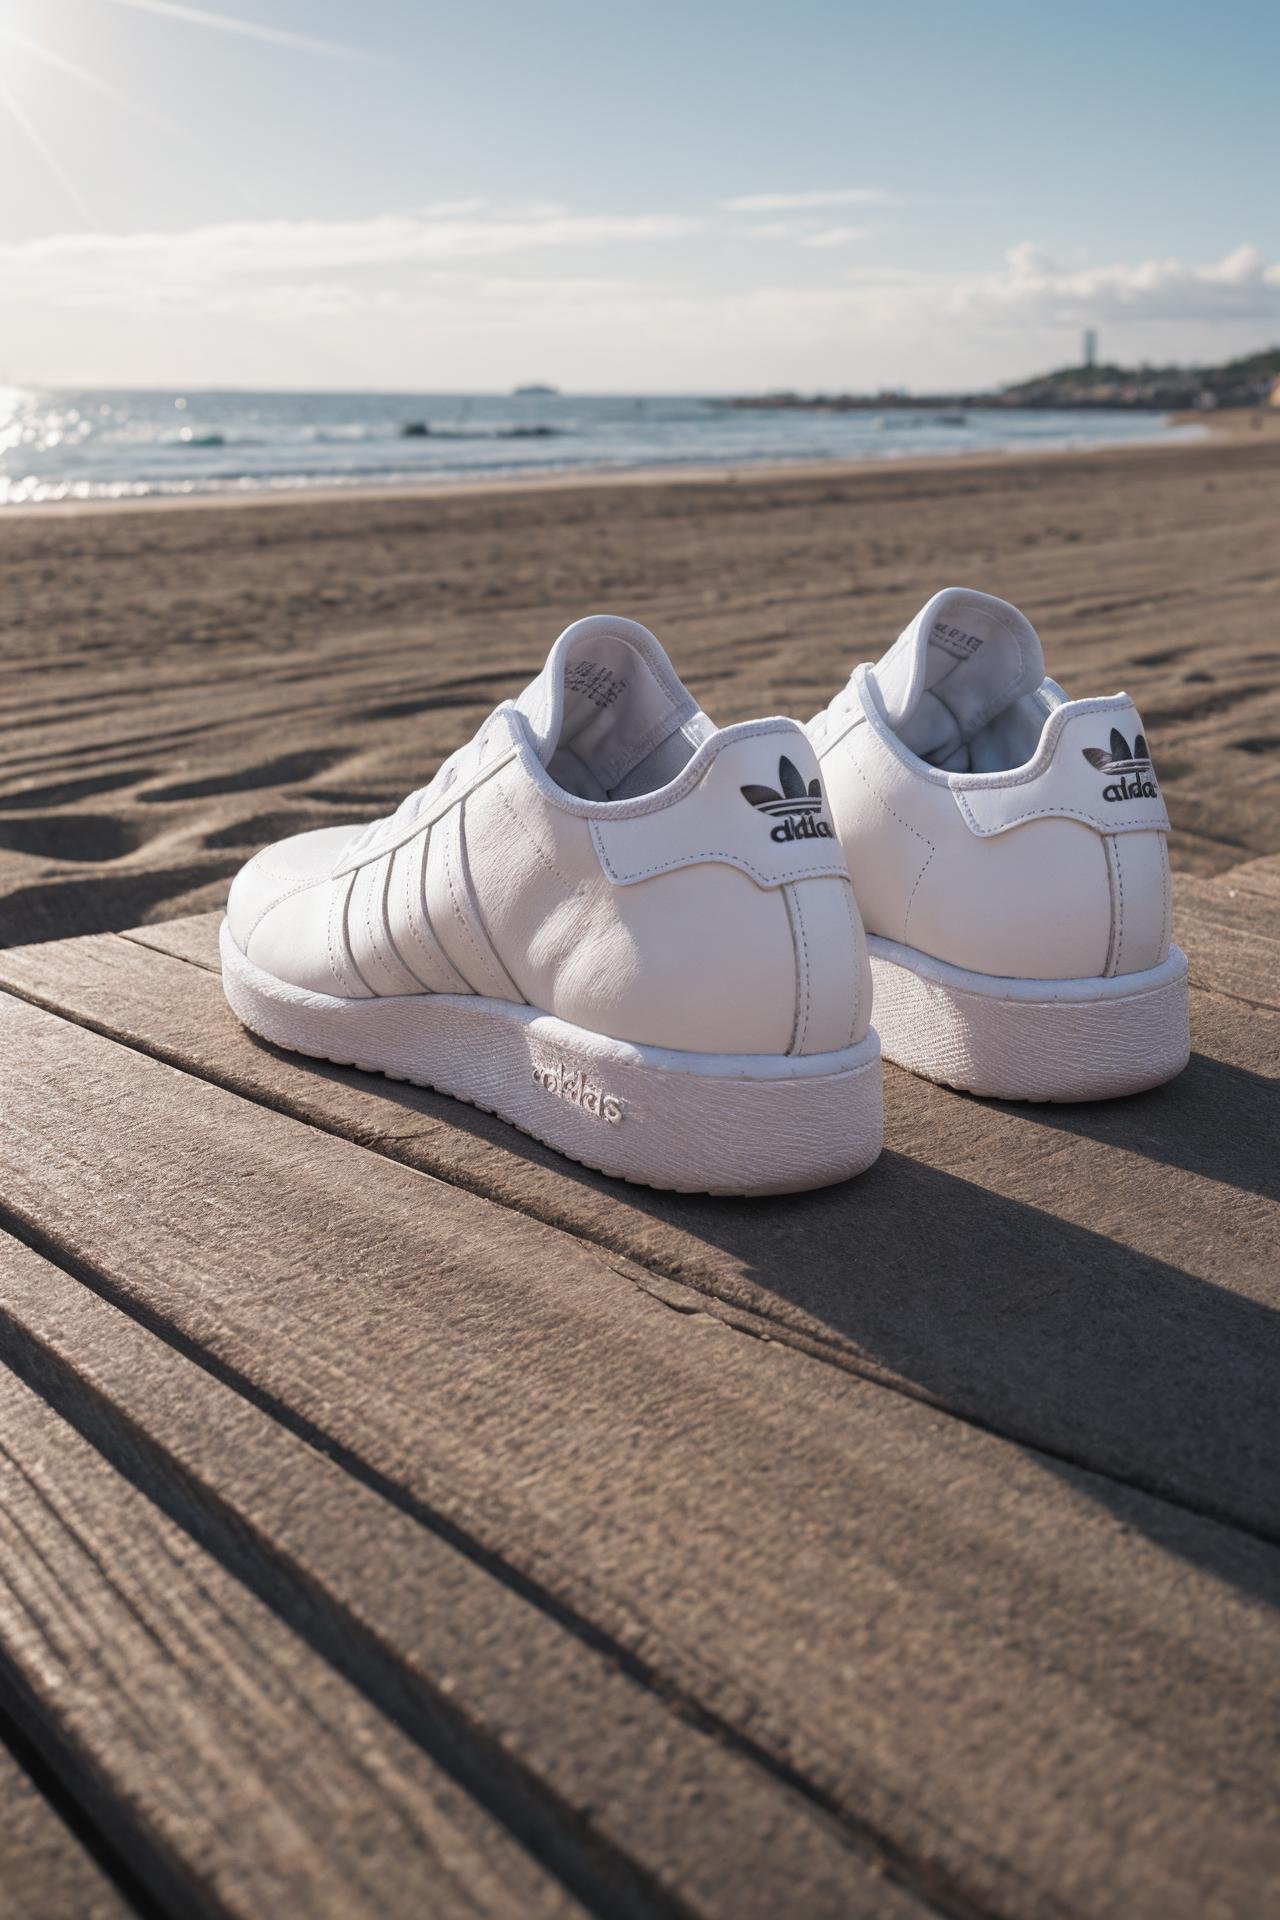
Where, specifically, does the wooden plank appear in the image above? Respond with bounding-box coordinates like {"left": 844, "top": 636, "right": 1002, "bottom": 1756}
{"left": 0, "top": 1231, "right": 920, "bottom": 1920}
{"left": 119, "top": 918, "right": 219, "bottom": 973}
{"left": 1215, "top": 854, "right": 1280, "bottom": 902}
{"left": 0, "top": 924, "right": 1276, "bottom": 1548}
{"left": 0, "top": 1347, "right": 587, "bottom": 1920}
{"left": 2, "top": 993, "right": 1279, "bottom": 1918}
{"left": 1172, "top": 872, "right": 1280, "bottom": 943}
{"left": 0, "top": 1735, "right": 135, "bottom": 1920}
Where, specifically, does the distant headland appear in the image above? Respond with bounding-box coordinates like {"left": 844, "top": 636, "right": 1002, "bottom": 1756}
{"left": 718, "top": 346, "right": 1280, "bottom": 414}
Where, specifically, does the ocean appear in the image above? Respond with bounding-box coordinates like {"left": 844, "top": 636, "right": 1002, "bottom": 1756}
{"left": 0, "top": 388, "right": 1204, "bottom": 506}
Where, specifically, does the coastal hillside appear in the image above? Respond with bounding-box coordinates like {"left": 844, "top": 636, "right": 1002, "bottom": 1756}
{"left": 725, "top": 345, "right": 1280, "bottom": 413}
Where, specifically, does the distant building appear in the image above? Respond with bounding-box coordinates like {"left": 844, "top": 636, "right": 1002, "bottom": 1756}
{"left": 1083, "top": 329, "right": 1098, "bottom": 369}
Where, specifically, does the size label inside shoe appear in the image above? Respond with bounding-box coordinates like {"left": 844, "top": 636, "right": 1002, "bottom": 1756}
{"left": 566, "top": 660, "right": 628, "bottom": 709}
{"left": 930, "top": 621, "right": 986, "bottom": 663}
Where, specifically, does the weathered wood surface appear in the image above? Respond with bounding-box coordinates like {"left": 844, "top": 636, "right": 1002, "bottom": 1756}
{"left": 0, "top": 1231, "right": 916, "bottom": 1920}
{"left": 0, "top": 1735, "right": 133, "bottom": 1920}
{"left": 0, "top": 1298, "right": 589, "bottom": 1920}
{"left": 1, "top": 932, "right": 1279, "bottom": 1919}
{"left": 2, "top": 892, "right": 1275, "bottom": 1545}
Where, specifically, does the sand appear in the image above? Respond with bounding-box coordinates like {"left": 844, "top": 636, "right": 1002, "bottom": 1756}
{"left": 1, "top": 434, "right": 1277, "bottom": 949}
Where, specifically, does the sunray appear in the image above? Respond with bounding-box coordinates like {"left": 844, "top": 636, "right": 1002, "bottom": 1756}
{"left": 93, "top": 0, "right": 368, "bottom": 60}
{"left": 0, "top": 84, "right": 98, "bottom": 227}
{"left": 0, "top": 25, "right": 260, "bottom": 205}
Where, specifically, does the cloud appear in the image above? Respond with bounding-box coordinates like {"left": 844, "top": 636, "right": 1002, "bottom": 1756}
{"left": 723, "top": 187, "right": 896, "bottom": 213}
{"left": 949, "top": 241, "right": 1280, "bottom": 326}
{"left": 3, "top": 207, "right": 1275, "bottom": 395}
{"left": 799, "top": 226, "right": 871, "bottom": 249}
{"left": 0, "top": 204, "right": 704, "bottom": 309}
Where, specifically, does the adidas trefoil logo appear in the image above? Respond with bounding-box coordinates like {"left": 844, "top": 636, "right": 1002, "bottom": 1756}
{"left": 1082, "top": 728, "right": 1158, "bottom": 803}
{"left": 741, "top": 755, "right": 835, "bottom": 843}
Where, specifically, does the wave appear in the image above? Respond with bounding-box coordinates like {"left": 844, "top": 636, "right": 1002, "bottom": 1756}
{"left": 400, "top": 421, "right": 564, "bottom": 441}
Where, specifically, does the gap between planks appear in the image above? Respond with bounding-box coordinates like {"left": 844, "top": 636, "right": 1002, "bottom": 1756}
{"left": 3, "top": 988, "right": 1279, "bottom": 1919}
{"left": 0, "top": 1228, "right": 941, "bottom": 1920}
{"left": 0, "top": 916, "right": 1276, "bottom": 1559}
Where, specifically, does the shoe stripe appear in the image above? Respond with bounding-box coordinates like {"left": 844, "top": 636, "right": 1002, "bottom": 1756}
{"left": 388, "top": 831, "right": 472, "bottom": 996}
{"left": 346, "top": 854, "right": 424, "bottom": 997}
{"left": 338, "top": 867, "right": 378, "bottom": 998}
{"left": 456, "top": 801, "right": 525, "bottom": 1003}
{"left": 424, "top": 802, "right": 524, "bottom": 1003}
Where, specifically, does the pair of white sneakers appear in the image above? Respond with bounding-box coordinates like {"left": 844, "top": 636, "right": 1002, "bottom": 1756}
{"left": 221, "top": 590, "right": 1190, "bottom": 1195}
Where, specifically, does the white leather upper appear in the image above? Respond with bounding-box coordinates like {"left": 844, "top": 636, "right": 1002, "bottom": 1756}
{"left": 226, "top": 617, "right": 870, "bottom": 1058}
{"left": 811, "top": 590, "right": 1173, "bottom": 982}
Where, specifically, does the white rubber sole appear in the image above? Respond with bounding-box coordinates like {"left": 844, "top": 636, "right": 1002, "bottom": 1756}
{"left": 221, "top": 921, "right": 884, "bottom": 1195}
{"left": 866, "top": 935, "right": 1190, "bottom": 1102}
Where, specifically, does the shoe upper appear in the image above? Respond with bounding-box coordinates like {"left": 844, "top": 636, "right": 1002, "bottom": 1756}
{"left": 227, "top": 614, "right": 871, "bottom": 1057}
{"left": 808, "top": 588, "right": 1173, "bottom": 980}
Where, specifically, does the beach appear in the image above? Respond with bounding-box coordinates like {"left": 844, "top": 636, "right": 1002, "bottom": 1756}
{"left": 1, "top": 431, "right": 1277, "bottom": 950}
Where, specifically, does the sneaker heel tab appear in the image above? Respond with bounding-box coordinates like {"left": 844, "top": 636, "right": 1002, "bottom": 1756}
{"left": 591, "top": 723, "right": 847, "bottom": 891}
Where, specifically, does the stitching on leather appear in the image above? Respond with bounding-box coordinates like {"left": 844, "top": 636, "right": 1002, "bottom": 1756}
{"left": 1101, "top": 835, "right": 1121, "bottom": 977}
{"left": 781, "top": 885, "right": 802, "bottom": 1056}
{"left": 456, "top": 801, "right": 524, "bottom": 1003}
{"left": 387, "top": 839, "right": 437, "bottom": 993}
{"left": 592, "top": 831, "right": 844, "bottom": 890}
{"left": 339, "top": 872, "right": 375, "bottom": 996}
{"left": 1115, "top": 837, "right": 1127, "bottom": 970}
{"left": 814, "top": 711, "right": 865, "bottom": 761}
{"left": 441, "top": 811, "right": 492, "bottom": 994}
{"left": 956, "top": 797, "right": 1169, "bottom": 834}
{"left": 847, "top": 752, "right": 933, "bottom": 941}
{"left": 1159, "top": 841, "right": 1171, "bottom": 962}
{"left": 530, "top": 720, "right": 807, "bottom": 824}
{"left": 245, "top": 869, "right": 323, "bottom": 944}
{"left": 377, "top": 848, "right": 428, "bottom": 992}
{"left": 850, "top": 748, "right": 933, "bottom": 848}
{"left": 362, "top": 861, "right": 384, "bottom": 986}
{"left": 325, "top": 877, "right": 345, "bottom": 992}
{"left": 903, "top": 847, "right": 934, "bottom": 946}
{"left": 496, "top": 772, "right": 571, "bottom": 887}
{"left": 1108, "top": 834, "right": 1126, "bottom": 975}
{"left": 338, "top": 745, "right": 518, "bottom": 873}
{"left": 419, "top": 828, "right": 472, "bottom": 995}
{"left": 784, "top": 883, "right": 811, "bottom": 1057}
{"left": 945, "top": 696, "right": 1145, "bottom": 794}
{"left": 841, "top": 882, "right": 861, "bottom": 1047}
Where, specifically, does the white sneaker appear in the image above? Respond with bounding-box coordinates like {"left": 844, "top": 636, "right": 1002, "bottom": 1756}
{"left": 222, "top": 614, "right": 882, "bottom": 1193}
{"left": 808, "top": 588, "right": 1190, "bottom": 1101}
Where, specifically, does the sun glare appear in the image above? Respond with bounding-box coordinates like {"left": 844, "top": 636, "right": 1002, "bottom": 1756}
{"left": 0, "top": 0, "right": 366, "bottom": 230}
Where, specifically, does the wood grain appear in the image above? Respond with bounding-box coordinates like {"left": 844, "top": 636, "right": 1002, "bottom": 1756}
{"left": 2, "top": 989, "right": 1279, "bottom": 1918}
{"left": 0, "top": 1229, "right": 921, "bottom": 1920}
{"left": 0, "top": 1333, "right": 589, "bottom": 1920}
{"left": 1, "top": 903, "right": 1275, "bottom": 1547}
{"left": 0, "top": 1736, "right": 134, "bottom": 1920}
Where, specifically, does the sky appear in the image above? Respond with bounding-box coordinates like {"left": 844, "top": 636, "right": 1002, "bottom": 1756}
{"left": 0, "top": 0, "right": 1277, "bottom": 394}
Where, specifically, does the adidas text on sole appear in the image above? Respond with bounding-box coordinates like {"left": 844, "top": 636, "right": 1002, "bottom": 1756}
{"left": 222, "top": 921, "right": 883, "bottom": 1194}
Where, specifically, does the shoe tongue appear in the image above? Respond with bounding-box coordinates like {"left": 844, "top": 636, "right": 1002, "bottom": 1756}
{"left": 514, "top": 614, "right": 712, "bottom": 799}
{"left": 870, "top": 588, "right": 1045, "bottom": 766}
